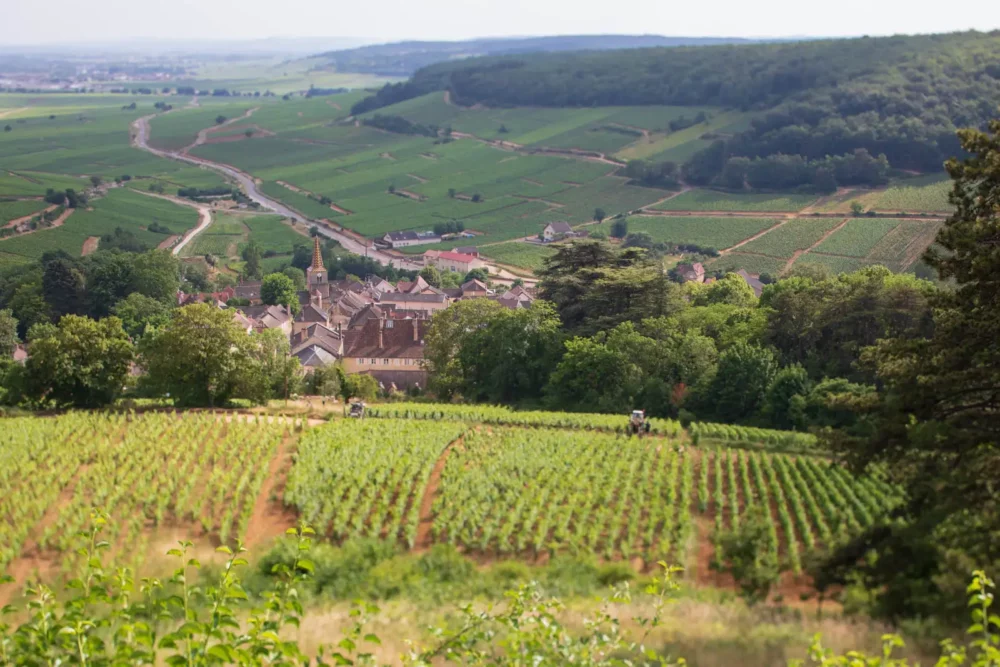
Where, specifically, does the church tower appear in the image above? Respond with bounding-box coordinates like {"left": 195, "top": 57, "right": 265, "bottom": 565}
{"left": 306, "top": 236, "right": 327, "bottom": 287}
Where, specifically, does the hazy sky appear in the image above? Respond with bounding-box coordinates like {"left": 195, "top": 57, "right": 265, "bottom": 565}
{"left": 5, "top": 0, "right": 1000, "bottom": 46}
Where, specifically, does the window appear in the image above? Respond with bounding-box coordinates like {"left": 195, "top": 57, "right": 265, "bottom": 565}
{"left": 383, "top": 359, "right": 389, "bottom": 365}
{"left": 370, "top": 358, "right": 377, "bottom": 365}
{"left": 385, "top": 320, "right": 394, "bottom": 329}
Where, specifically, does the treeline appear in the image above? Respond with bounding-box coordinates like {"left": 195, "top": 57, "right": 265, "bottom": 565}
{"left": 685, "top": 147, "right": 892, "bottom": 191}
{"left": 177, "top": 186, "right": 233, "bottom": 199}
{"left": 426, "top": 240, "right": 933, "bottom": 424}
{"left": 361, "top": 113, "right": 443, "bottom": 137}
{"left": 353, "top": 31, "right": 1000, "bottom": 184}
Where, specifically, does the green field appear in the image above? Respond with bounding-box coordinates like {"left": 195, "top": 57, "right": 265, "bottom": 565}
{"left": 616, "top": 110, "right": 758, "bottom": 162}
{"left": 654, "top": 190, "right": 819, "bottom": 213}
{"left": 737, "top": 217, "right": 846, "bottom": 258}
{"left": 185, "top": 212, "right": 301, "bottom": 260}
{"left": 480, "top": 241, "right": 557, "bottom": 271}
{"left": 707, "top": 253, "right": 788, "bottom": 277}
{"left": 818, "top": 176, "right": 953, "bottom": 214}
{"left": 813, "top": 218, "right": 904, "bottom": 258}
{"left": 0, "top": 189, "right": 197, "bottom": 267}
{"left": 592, "top": 215, "right": 779, "bottom": 250}
{"left": 0, "top": 199, "right": 49, "bottom": 225}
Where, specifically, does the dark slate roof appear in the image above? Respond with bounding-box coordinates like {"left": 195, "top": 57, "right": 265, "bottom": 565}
{"left": 234, "top": 281, "right": 262, "bottom": 299}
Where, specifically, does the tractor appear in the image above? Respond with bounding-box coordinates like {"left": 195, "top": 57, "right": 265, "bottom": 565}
{"left": 348, "top": 401, "right": 366, "bottom": 419}
{"left": 626, "top": 409, "right": 651, "bottom": 436}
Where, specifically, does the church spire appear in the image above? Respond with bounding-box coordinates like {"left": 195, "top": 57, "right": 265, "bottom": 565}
{"left": 310, "top": 235, "right": 324, "bottom": 271}
{"left": 306, "top": 235, "right": 328, "bottom": 287}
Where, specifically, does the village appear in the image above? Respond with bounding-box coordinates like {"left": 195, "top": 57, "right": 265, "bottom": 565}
{"left": 176, "top": 237, "right": 537, "bottom": 391}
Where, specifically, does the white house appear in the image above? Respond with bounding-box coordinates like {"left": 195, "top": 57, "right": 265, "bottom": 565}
{"left": 542, "top": 221, "right": 574, "bottom": 242}
{"left": 382, "top": 230, "right": 442, "bottom": 248}
{"left": 423, "top": 250, "right": 487, "bottom": 274}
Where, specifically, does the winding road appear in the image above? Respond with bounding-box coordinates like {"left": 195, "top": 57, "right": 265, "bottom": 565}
{"left": 131, "top": 115, "right": 423, "bottom": 271}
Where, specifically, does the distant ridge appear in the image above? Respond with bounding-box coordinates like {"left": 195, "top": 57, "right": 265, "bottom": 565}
{"left": 312, "top": 35, "right": 764, "bottom": 76}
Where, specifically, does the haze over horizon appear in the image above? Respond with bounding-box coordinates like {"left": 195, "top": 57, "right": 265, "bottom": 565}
{"left": 4, "top": 0, "right": 999, "bottom": 48}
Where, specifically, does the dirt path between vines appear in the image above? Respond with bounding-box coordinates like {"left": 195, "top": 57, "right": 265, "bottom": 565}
{"left": 413, "top": 434, "right": 464, "bottom": 550}
{"left": 722, "top": 218, "right": 791, "bottom": 254}
{"left": 244, "top": 435, "right": 299, "bottom": 549}
{"left": 781, "top": 218, "right": 850, "bottom": 274}
{"left": 81, "top": 236, "right": 100, "bottom": 255}
{"left": 3, "top": 204, "right": 57, "bottom": 228}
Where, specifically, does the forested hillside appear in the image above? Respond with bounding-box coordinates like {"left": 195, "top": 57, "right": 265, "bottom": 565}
{"left": 354, "top": 32, "right": 1000, "bottom": 189}
{"left": 314, "top": 35, "right": 757, "bottom": 76}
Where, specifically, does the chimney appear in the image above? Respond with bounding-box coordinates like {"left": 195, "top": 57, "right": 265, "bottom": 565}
{"left": 378, "top": 319, "right": 384, "bottom": 349}
{"left": 412, "top": 318, "right": 419, "bottom": 342}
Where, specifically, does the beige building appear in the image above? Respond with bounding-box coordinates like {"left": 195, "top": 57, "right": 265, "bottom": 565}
{"left": 342, "top": 318, "right": 428, "bottom": 389}
{"left": 423, "top": 249, "right": 487, "bottom": 274}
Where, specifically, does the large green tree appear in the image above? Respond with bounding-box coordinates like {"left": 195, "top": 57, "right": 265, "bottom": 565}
{"left": 820, "top": 119, "right": 1000, "bottom": 623}
{"left": 261, "top": 273, "right": 300, "bottom": 313}
{"left": 112, "top": 293, "right": 172, "bottom": 339}
{"left": 139, "top": 303, "right": 265, "bottom": 407}
{"left": 456, "top": 301, "right": 563, "bottom": 403}
{"left": 424, "top": 298, "right": 507, "bottom": 399}
{"left": 22, "top": 315, "right": 133, "bottom": 408}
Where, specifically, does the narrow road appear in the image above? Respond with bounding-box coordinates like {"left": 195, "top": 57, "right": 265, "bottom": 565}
{"left": 131, "top": 114, "right": 423, "bottom": 271}
{"left": 131, "top": 189, "right": 213, "bottom": 256}
{"left": 171, "top": 204, "right": 213, "bottom": 256}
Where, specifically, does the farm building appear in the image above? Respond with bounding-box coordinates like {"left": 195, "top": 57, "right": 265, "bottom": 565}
{"left": 543, "top": 221, "right": 574, "bottom": 242}
{"left": 343, "top": 318, "right": 428, "bottom": 389}
{"left": 423, "top": 249, "right": 487, "bottom": 273}
{"left": 675, "top": 262, "right": 706, "bottom": 283}
{"left": 454, "top": 246, "right": 480, "bottom": 257}
{"left": 379, "top": 292, "right": 449, "bottom": 315}
{"left": 382, "top": 230, "right": 442, "bottom": 248}
{"left": 736, "top": 269, "right": 765, "bottom": 297}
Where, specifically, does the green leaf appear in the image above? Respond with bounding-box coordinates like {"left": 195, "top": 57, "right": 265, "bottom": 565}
{"left": 297, "top": 559, "right": 315, "bottom": 574}
{"left": 363, "top": 633, "right": 381, "bottom": 646}
{"left": 339, "top": 637, "right": 356, "bottom": 651}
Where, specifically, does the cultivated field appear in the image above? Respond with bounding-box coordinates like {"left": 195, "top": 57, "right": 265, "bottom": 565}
{"left": 817, "top": 175, "right": 953, "bottom": 214}
{"left": 653, "top": 190, "right": 819, "bottom": 213}
{"left": 0, "top": 405, "right": 897, "bottom": 604}
{"left": 0, "top": 188, "right": 197, "bottom": 269}
{"left": 0, "top": 412, "right": 291, "bottom": 577}
{"left": 593, "top": 215, "right": 779, "bottom": 250}
{"left": 480, "top": 241, "right": 557, "bottom": 271}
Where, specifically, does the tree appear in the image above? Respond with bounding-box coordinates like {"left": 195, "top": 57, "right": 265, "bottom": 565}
{"left": 471, "top": 193, "right": 482, "bottom": 203}
{"left": 545, "top": 323, "right": 649, "bottom": 413}
{"left": 418, "top": 266, "right": 441, "bottom": 288}
{"left": 693, "top": 342, "right": 778, "bottom": 422}
{"left": 850, "top": 201, "right": 865, "bottom": 217}
{"left": 215, "top": 115, "right": 227, "bottom": 125}
{"left": 132, "top": 250, "right": 181, "bottom": 303}
{"left": 282, "top": 266, "right": 306, "bottom": 290}
{"left": 112, "top": 292, "right": 171, "bottom": 339}
{"left": 609, "top": 218, "right": 628, "bottom": 239}
{"left": 86, "top": 252, "right": 137, "bottom": 317}
{"left": 462, "top": 268, "right": 489, "bottom": 284}
{"left": 715, "top": 505, "right": 781, "bottom": 606}
{"left": 0, "top": 309, "right": 20, "bottom": 357}
{"left": 261, "top": 273, "right": 299, "bottom": 313}
{"left": 593, "top": 208, "right": 607, "bottom": 223}
{"left": 42, "top": 258, "right": 85, "bottom": 319}
{"left": 89, "top": 175, "right": 102, "bottom": 188}
{"left": 139, "top": 303, "right": 261, "bottom": 407}
{"left": 3, "top": 125, "right": 10, "bottom": 132}
{"left": 456, "top": 301, "right": 562, "bottom": 403}
{"left": 22, "top": 315, "right": 133, "bottom": 408}
{"left": 245, "top": 129, "right": 254, "bottom": 138}
{"left": 425, "top": 299, "right": 507, "bottom": 398}
{"left": 824, "top": 118, "right": 1000, "bottom": 621}
{"left": 762, "top": 364, "right": 811, "bottom": 430}
{"left": 252, "top": 327, "right": 301, "bottom": 402}
{"left": 242, "top": 240, "right": 263, "bottom": 280}
{"left": 696, "top": 273, "right": 758, "bottom": 308}
{"left": 622, "top": 231, "right": 654, "bottom": 249}
{"left": 447, "top": 188, "right": 456, "bottom": 198}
